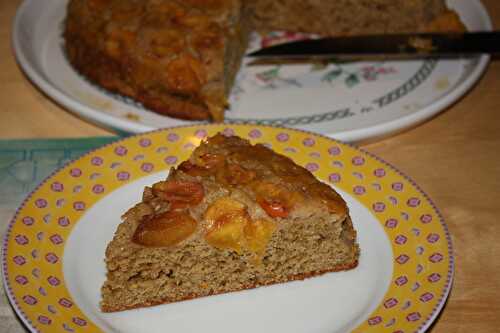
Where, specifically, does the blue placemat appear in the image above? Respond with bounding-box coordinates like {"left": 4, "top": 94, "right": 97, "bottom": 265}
{"left": 0, "top": 136, "right": 120, "bottom": 332}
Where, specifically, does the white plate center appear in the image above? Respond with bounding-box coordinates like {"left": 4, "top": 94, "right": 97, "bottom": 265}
{"left": 63, "top": 173, "right": 393, "bottom": 333}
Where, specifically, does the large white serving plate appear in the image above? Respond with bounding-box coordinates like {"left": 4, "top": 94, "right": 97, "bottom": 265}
{"left": 12, "top": 0, "right": 491, "bottom": 141}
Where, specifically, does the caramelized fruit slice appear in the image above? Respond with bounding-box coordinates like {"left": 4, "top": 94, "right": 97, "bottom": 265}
{"left": 217, "top": 163, "right": 256, "bottom": 186}
{"left": 252, "top": 182, "right": 298, "bottom": 218}
{"left": 133, "top": 211, "right": 197, "bottom": 247}
{"left": 204, "top": 197, "right": 249, "bottom": 253}
{"left": 244, "top": 218, "right": 276, "bottom": 256}
{"left": 152, "top": 180, "right": 204, "bottom": 209}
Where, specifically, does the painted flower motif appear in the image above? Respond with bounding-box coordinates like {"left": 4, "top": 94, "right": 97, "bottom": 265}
{"left": 49, "top": 234, "right": 64, "bottom": 245}
{"left": 35, "top": 199, "right": 48, "bottom": 208}
{"left": 141, "top": 163, "right": 154, "bottom": 173}
{"left": 32, "top": 267, "right": 40, "bottom": 277}
{"left": 22, "top": 216, "right": 35, "bottom": 226}
{"left": 110, "top": 162, "right": 121, "bottom": 169}
{"left": 133, "top": 154, "right": 144, "bottom": 161}
{"left": 394, "top": 235, "right": 408, "bottom": 245}
{"left": 406, "top": 312, "right": 421, "bottom": 322}
{"left": 428, "top": 273, "right": 441, "bottom": 283}
{"left": 45, "top": 253, "right": 59, "bottom": 264}
{"left": 139, "top": 138, "right": 152, "bottom": 147}
{"left": 56, "top": 199, "right": 65, "bottom": 208}
{"left": 222, "top": 128, "right": 235, "bottom": 136}
{"left": 352, "top": 156, "right": 365, "bottom": 166}
{"left": 328, "top": 146, "right": 341, "bottom": 156}
{"left": 59, "top": 298, "right": 73, "bottom": 308}
{"left": 367, "top": 316, "right": 382, "bottom": 325}
{"left": 302, "top": 137, "right": 315, "bottom": 147}
{"left": 15, "top": 235, "right": 29, "bottom": 245}
{"left": 309, "top": 152, "right": 321, "bottom": 158}
{"left": 38, "top": 286, "right": 47, "bottom": 296}
{"left": 284, "top": 147, "right": 297, "bottom": 153}
{"left": 165, "top": 156, "right": 178, "bottom": 165}
{"left": 384, "top": 298, "right": 398, "bottom": 308}
{"left": 15, "top": 275, "right": 29, "bottom": 285}
{"left": 374, "top": 168, "right": 386, "bottom": 177}
{"left": 392, "top": 182, "right": 404, "bottom": 191}
{"left": 305, "top": 163, "right": 319, "bottom": 172}
{"left": 372, "top": 202, "right": 386, "bottom": 212}
{"left": 385, "top": 218, "right": 398, "bottom": 228}
{"left": 72, "top": 317, "right": 87, "bottom": 326}
{"left": 23, "top": 295, "right": 37, "bottom": 305}
{"left": 156, "top": 147, "right": 168, "bottom": 153}
{"left": 92, "top": 184, "right": 105, "bottom": 194}
{"left": 276, "top": 133, "right": 289, "bottom": 142}
{"left": 58, "top": 216, "right": 70, "bottom": 227}
{"left": 195, "top": 129, "right": 208, "bottom": 139}
{"left": 114, "top": 146, "right": 128, "bottom": 156}
{"left": 184, "top": 143, "right": 195, "bottom": 150}
{"left": 51, "top": 182, "right": 64, "bottom": 192}
{"left": 407, "top": 197, "right": 421, "bottom": 207}
{"left": 36, "top": 232, "right": 44, "bottom": 241}
{"left": 38, "top": 315, "right": 51, "bottom": 325}
{"left": 91, "top": 156, "right": 103, "bottom": 166}
{"left": 167, "top": 133, "right": 180, "bottom": 142}
{"left": 47, "top": 276, "right": 61, "bottom": 286}
{"left": 73, "top": 201, "right": 86, "bottom": 211}
{"left": 329, "top": 173, "right": 341, "bottom": 183}
{"left": 416, "top": 264, "right": 424, "bottom": 274}
{"left": 248, "top": 129, "right": 262, "bottom": 138}
{"left": 427, "top": 233, "right": 440, "bottom": 243}
{"left": 73, "top": 185, "right": 82, "bottom": 193}
{"left": 395, "top": 275, "right": 408, "bottom": 286}
{"left": 70, "top": 168, "right": 82, "bottom": 177}
{"left": 353, "top": 185, "right": 366, "bottom": 195}
{"left": 396, "top": 254, "right": 410, "bottom": 264}
{"left": 116, "top": 171, "right": 130, "bottom": 181}
{"left": 420, "top": 214, "right": 433, "bottom": 224}
{"left": 13, "top": 255, "right": 26, "bottom": 265}
{"left": 332, "top": 160, "right": 344, "bottom": 168}
{"left": 43, "top": 214, "right": 51, "bottom": 224}
{"left": 90, "top": 172, "right": 101, "bottom": 180}
{"left": 47, "top": 305, "right": 57, "bottom": 314}
{"left": 429, "top": 253, "right": 444, "bottom": 263}
{"left": 420, "top": 292, "right": 434, "bottom": 303}
{"left": 30, "top": 250, "right": 38, "bottom": 261}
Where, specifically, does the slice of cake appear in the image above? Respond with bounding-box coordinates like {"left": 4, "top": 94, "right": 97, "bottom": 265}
{"left": 64, "top": 0, "right": 464, "bottom": 122}
{"left": 64, "top": 0, "right": 251, "bottom": 121}
{"left": 101, "top": 134, "right": 359, "bottom": 312}
{"left": 250, "top": 0, "right": 465, "bottom": 36}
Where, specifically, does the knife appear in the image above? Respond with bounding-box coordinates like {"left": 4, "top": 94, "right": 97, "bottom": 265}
{"left": 247, "top": 31, "right": 500, "bottom": 60}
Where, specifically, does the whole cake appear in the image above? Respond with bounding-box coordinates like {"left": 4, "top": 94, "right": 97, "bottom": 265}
{"left": 101, "top": 134, "right": 359, "bottom": 312}
{"left": 64, "top": 0, "right": 464, "bottom": 121}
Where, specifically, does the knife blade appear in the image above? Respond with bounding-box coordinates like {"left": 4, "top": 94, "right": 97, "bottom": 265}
{"left": 247, "top": 31, "right": 500, "bottom": 60}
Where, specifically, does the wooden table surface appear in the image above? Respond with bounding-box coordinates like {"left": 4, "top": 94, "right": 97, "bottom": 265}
{"left": 1, "top": 1, "right": 499, "bottom": 332}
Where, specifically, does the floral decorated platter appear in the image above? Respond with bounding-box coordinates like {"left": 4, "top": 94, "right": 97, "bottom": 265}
{"left": 2, "top": 125, "right": 453, "bottom": 333}
{"left": 13, "top": 0, "right": 491, "bottom": 141}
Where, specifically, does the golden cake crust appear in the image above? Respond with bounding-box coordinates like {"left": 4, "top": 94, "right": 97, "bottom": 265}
{"left": 65, "top": 0, "right": 464, "bottom": 122}
{"left": 64, "top": 0, "right": 246, "bottom": 121}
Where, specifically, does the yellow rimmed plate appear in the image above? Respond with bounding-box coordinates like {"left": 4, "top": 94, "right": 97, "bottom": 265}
{"left": 2, "top": 125, "right": 453, "bottom": 333}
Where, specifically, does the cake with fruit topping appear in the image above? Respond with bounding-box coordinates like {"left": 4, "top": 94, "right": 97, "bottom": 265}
{"left": 64, "top": 0, "right": 464, "bottom": 121}
{"left": 100, "top": 134, "right": 359, "bottom": 312}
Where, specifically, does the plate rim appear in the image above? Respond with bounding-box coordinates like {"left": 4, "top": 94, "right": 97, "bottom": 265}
{"left": 11, "top": 0, "right": 491, "bottom": 142}
{"left": 2, "top": 124, "right": 454, "bottom": 333}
